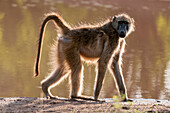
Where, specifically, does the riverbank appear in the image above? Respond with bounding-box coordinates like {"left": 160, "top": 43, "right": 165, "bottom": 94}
{"left": 0, "top": 97, "right": 169, "bottom": 112}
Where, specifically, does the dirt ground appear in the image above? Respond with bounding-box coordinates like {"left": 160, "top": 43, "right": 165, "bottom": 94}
{"left": 0, "top": 97, "right": 169, "bottom": 112}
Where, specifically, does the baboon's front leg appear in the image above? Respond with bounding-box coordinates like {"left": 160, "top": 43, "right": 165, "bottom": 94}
{"left": 110, "top": 55, "right": 128, "bottom": 101}
{"left": 94, "top": 46, "right": 113, "bottom": 101}
{"left": 94, "top": 61, "right": 108, "bottom": 100}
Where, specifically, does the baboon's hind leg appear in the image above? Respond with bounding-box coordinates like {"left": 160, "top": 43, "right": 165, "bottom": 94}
{"left": 41, "top": 39, "right": 71, "bottom": 99}
{"left": 41, "top": 65, "right": 70, "bottom": 99}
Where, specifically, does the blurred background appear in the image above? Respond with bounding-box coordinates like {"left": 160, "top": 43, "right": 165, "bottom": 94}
{"left": 0, "top": 0, "right": 169, "bottom": 100}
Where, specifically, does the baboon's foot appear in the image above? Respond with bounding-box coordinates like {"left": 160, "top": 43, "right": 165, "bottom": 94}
{"left": 71, "top": 95, "right": 94, "bottom": 101}
{"left": 94, "top": 98, "right": 105, "bottom": 102}
{"left": 122, "top": 98, "right": 133, "bottom": 102}
{"left": 46, "top": 96, "right": 59, "bottom": 99}
{"left": 95, "top": 99, "right": 105, "bottom": 102}
{"left": 71, "top": 95, "right": 105, "bottom": 102}
{"left": 93, "top": 96, "right": 105, "bottom": 102}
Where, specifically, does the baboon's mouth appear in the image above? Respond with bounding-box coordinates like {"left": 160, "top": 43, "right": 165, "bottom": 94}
{"left": 119, "top": 33, "right": 126, "bottom": 38}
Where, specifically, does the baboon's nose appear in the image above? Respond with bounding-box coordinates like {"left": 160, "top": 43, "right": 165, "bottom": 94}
{"left": 119, "top": 31, "right": 126, "bottom": 38}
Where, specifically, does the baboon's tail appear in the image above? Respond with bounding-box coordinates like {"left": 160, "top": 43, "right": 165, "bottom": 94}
{"left": 34, "top": 13, "right": 70, "bottom": 77}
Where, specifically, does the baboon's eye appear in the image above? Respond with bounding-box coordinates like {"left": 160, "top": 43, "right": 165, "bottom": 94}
{"left": 118, "top": 21, "right": 123, "bottom": 24}
{"left": 124, "top": 21, "right": 129, "bottom": 25}
{"left": 118, "top": 21, "right": 129, "bottom": 25}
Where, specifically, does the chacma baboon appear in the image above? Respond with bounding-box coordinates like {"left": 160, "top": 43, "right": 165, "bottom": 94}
{"left": 34, "top": 13, "right": 135, "bottom": 101}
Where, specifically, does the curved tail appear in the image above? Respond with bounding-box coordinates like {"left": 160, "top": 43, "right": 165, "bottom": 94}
{"left": 34, "top": 13, "right": 70, "bottom": 77}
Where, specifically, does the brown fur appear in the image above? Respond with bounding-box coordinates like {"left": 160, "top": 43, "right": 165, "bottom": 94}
{"left": 34, "top": 13, "right": 135, "bottom": 101}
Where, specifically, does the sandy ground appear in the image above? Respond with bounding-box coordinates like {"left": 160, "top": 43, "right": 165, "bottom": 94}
{"left": 0, "top": 97, "right": 169, "bottom": 112}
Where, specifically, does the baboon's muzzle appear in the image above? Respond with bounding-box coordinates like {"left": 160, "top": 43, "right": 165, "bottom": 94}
{"left": 118, "top": 30, "right": 126, "bottom": 38}
{"left": 118, "top": 24, "right": 127, "bottom": 38}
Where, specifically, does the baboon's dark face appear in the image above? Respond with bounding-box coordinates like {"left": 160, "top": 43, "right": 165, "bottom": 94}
{"left": 117, "top": 21, "right": 129, "bottom": 38}
{"left": 112, "top": 14, "right": 134, "bottom": 38}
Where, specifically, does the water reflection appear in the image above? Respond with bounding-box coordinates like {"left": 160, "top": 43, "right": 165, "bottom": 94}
{"left": 0, "top": 0, "right": 169, "bottom": 100}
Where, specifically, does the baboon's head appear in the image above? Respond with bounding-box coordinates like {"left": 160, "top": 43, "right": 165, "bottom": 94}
{"left": 112, "top": 14, "right": 135, "bottom": 38}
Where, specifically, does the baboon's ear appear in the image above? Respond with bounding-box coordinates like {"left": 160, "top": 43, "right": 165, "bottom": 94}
{"left": 130, "top": 18, "right": 135, "bottom": 31}
{"left": 131, "top": 18, "right": 135, "bottom": 24}
{"left": 112, "top": 16, "right": 118, "bottom": 30}
{"left": 113, "top": 16, "right": 117, "bottom": 22}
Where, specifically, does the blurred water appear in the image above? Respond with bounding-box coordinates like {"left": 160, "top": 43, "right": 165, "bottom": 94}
{"left": 0, "top": 0, "right": 169, "bottom": 100}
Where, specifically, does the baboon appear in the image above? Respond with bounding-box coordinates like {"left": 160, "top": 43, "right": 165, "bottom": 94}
{"left": 34, "top": 13, "right": 135, "bottom": 101}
